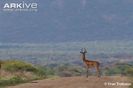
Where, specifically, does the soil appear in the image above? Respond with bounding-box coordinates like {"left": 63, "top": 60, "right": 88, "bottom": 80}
{"left": 8, "top": 76, "right": 131, "bottom": 88}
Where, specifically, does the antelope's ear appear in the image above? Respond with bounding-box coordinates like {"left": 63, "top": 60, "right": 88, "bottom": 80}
{"left": 80, "top": 48, "right": 83, "bottom": 52}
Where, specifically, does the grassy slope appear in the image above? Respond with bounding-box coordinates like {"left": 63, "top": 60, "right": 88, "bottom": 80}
{"left": 0, "top": 60, "right": 52, "bottom": 87}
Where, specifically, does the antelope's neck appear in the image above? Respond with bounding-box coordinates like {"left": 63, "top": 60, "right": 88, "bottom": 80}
{"left": 82, "top": 54, "right": 86, "bottom": 61}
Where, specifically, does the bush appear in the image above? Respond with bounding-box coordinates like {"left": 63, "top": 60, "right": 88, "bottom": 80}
{"left": 34, "top": 67, "right": 46, "bottom": 77}
{"left": 126, "top": 68, "right": 133, "bottom": 76}
{"left": 1, "top": 60, "right": 55, "bottom": 77}
{"left": 35, "top": 67, "right": 55, "bottom": 77}
{"left": 0, "top": 76, "right": 25, "bottom": 87}
{"left": 56, "top": 64, "right": 84, "bottom": 77}
{"left": 2, "top": 60, "right": 37, "bottom": 72}
{"left": 0, "top": 60, "right": 55, "bottom": 87}
{"left": 105, "top": 64, "right": 133, "bottom": 76}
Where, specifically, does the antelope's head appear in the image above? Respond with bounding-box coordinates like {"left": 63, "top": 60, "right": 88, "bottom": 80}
{"left": 80, "top": 48, "right": 87, "bottom": 54}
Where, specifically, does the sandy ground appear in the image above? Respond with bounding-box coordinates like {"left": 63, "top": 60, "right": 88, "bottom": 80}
{"left": 8, "top": 76, "right": 131, "bottom": 88}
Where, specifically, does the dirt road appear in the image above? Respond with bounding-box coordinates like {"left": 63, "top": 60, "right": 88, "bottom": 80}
{"left": 8, "top": 76, "right": 131, "bottom": 88}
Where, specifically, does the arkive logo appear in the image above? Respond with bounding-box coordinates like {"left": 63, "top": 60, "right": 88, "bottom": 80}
{"left": 2, "top": 1, "right": 38, "bottom": 12}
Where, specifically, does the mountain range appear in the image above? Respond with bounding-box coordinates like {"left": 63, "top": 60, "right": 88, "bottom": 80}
{"left": 0, "top": 0, "right": 133, "bottom": 43}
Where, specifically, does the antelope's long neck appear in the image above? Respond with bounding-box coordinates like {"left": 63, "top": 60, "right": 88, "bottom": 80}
{"left": 82, "top": 53, "right": 86, "bottom": 61}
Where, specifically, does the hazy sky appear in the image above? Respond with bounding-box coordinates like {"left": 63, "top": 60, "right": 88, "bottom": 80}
{"left": 0, "top": 0, "right": 133, "bottom": 43}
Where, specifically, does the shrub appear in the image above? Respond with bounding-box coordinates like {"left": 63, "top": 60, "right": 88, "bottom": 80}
{"left": 126, "top": 68, "right": 133, "bottom": 76}
{"left": 2, "top": 60, "right": 37, "bottom": 72}
{"left": 0, "top": 76, "right": 25, "bottom": 87}
{"left": 105, "top": 64, "right": 133, "bottom": 76}
{"left": 35, "top": 67, "right": 55, "bottom": 77}
{"left": 34, "top": 67, "right": 46, "bottom": 77}
{"left": 0, "top": 60, "right": 55, "bottom": 87}
{"left": 56, "top": 64, "right": 84, "bottom": 77}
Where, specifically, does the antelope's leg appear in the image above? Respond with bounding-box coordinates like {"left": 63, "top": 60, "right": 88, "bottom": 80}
{"left": 96, "top": 66, "right": 100, "bottom": 77}
{"left": 86, "top": 68, "right": 88, "bottom": 78}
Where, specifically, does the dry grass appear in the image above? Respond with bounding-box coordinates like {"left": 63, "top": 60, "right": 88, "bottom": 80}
{"left": 0, "top": 70, "right": 37, "bottom": 80}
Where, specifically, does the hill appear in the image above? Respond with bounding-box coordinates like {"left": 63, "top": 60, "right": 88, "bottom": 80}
{"left": 8, "top": 76, "right": 131, "bottom": 88}
{"left": 0, "top": 41, "right": 133, "bottom": 67}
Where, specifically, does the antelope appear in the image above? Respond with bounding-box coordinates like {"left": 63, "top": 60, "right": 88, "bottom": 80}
{"left": 80, "top": 48, "right": 100, "bottom": 77}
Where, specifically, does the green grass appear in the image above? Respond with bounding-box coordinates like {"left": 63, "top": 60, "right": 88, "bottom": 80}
{"left": 2, "top": 60, "right": 37, "bottom": 72}
{"left": 104, "top": 64, "right": 133, "bottom": 76}
{"left": 0, "top": 76, "right": 26, "bottom": 87}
